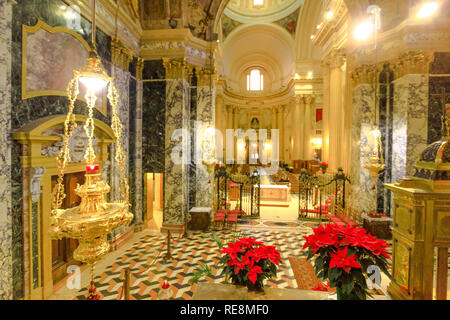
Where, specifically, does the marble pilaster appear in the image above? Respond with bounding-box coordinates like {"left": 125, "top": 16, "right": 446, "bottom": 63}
{"left": 293, "top": 96, "right": 304, "bottom": 160}
{"left": 328, "top": 50, "right": 346, "bottom": 171}
{"left": 134, "top": 64, "right": 143, "bottom": 225}
{"left": 277, "top": 106, "right": 285, "bottom": 163}
{"left": 0, "top": 0, "right": 13, "bottom": 300}
{"left": 303, "top": 95, "right": 314, "bottom": 161}
{"left": 392, "top": 74, "right": 429, "bottom": 182}
{"left": 350, "top": 84, "right": 377, "bottom": 213}
{"left": 109, "top": 65, "right": 131, "bottom": 237}
{"left": 195, "top": 71, "right": 216, "bottom": 208}
{"left": 163, "top": 58, "right": 191, "bottom": 225}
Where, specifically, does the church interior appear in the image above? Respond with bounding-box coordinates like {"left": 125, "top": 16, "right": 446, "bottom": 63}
{"left": 0, "top": 0, "right": 449, "bottom": 302}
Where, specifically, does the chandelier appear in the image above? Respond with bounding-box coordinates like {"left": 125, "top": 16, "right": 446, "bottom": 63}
{"left": 50, "top": 0, "right": 133, "bottom": 298}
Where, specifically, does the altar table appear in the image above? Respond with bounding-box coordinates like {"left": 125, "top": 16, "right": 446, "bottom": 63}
{"left": 258, "top": 184, "right": 290, "bottom": 202}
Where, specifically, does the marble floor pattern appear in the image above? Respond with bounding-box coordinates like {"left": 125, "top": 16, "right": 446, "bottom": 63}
{"left": 70, "top": 222, "right": 317, "bottom": 300}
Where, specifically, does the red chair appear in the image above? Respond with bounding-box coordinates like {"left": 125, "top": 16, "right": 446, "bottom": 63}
{"left": 213, "top": 214, "right": 225, "bottom": 230}
{"left": 216, "top": 210, "right": 226, "bottom": 216}
{"left": 226, "top": 213, "right": 238, "bottom": 231}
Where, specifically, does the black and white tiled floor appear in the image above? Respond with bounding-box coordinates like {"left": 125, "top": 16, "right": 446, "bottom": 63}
{"left": 74, "top": 224, "right": 316, "bottom": 300}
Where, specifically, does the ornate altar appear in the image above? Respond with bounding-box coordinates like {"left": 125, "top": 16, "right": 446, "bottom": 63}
{"left": 385, "top": 114, "right": 449, "bottom": 300}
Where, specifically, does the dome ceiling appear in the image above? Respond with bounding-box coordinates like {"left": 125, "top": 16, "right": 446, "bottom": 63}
{"left": 225, "top": 0, "right": 304, "bottom": 23}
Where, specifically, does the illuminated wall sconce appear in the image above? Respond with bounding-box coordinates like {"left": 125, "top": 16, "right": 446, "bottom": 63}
{"left": 307, "top": 72, "right": 313, "bottom": 79}
{"left": 310, "top": 35, "right": 315, "bottom": 40}
{"left": 325, "top": 11, "right": 334, "bottom": 20}
{"left": 294, "top": 73, "right": 301, "bottom": 79}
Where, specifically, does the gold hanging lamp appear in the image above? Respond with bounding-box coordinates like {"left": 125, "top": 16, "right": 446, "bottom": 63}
{"left": 50, "top": 0, "right": 133, "bottom": 296}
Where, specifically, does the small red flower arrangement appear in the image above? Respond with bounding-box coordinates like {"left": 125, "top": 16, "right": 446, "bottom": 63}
{"left": 319, "top": 162, "right": 328, "bottom": 173}
{"left": 303, "top": 223, "right": 391, "bottom": 300}
{"left": 219, "top": 237, "right": 281, "bottom": 292}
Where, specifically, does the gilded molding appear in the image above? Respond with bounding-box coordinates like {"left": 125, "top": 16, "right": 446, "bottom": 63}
{"left": 196, "top": 66, "right": 218, "bottom": 87}
{"left": 111, "top": 37, "right": 133, "bottom": 71}
{"left": 327, "top": 49, "right": 347, "bottom": 69}
{"left": 162, "top": 57, "right": 190, "bottom": 79}
{"left": 350, "top": 50, "right": 435, "bottom": 87}
{"left": 350, "top": 64, "right": 378, "bottom": 87}
{"left": 136, "top": 57, "right": 144, "bottom": 80}
{"left": 392, "top": 51, "right": 435, "bottom": 80}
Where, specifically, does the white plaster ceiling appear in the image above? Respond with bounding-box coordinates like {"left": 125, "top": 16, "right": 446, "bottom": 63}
{"left": 220, "top": 0, "right": 323, "bottom": 96}
{"left": 225, "top": 0, "right": 304, "bottom": 23}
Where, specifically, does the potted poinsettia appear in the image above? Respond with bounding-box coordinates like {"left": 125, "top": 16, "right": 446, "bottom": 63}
{"left": 319, "top": 162, "right": 328, "bottom": 173}
{"left": 219, "top": 237, "right": 281, "bottom": 293}
{"left": 303, "top": 223, "right": 391, "bottom": 300}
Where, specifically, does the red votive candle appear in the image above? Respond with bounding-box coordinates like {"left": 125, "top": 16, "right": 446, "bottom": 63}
{"left": 86, "top": 164, "right": 100, "bottom": 173}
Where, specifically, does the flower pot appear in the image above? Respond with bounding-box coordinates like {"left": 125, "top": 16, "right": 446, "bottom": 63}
{"left": 336, "top": 287, "right": 365, "bottom": 300}
{"left": 247, "top": 281, "right": 265, "bottom": 294}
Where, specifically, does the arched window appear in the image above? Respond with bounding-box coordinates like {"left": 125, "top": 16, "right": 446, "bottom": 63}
{"left": 247, "top": 69, "right": 264, "bottom": 91}
{"left": 253, "top": 0, "right": 264, "bottom": 7}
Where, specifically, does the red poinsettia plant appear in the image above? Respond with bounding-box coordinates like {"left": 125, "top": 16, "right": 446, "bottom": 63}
{"left": 319, "top": 162, "right": 328, "bottom": 173}
{"left": 303, "top": 223, "right": 391, "bottom": 300}
{"left": 219, "top": 237, "right": 281, "bottom": 291}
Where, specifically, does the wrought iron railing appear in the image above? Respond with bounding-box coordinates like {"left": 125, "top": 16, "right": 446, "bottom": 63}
{"left": 298, "top": 169, "right": 351, "bottom": 221}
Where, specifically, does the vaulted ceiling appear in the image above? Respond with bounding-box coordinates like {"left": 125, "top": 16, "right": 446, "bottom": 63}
{"left": 217, "top": 0, "right": 323, "bottom": 96}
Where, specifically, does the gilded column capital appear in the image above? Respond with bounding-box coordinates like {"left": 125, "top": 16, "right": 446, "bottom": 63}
{"left": 327, "top": 49, "right": 346, "bottom": 69}
{"left": 136, "top": 57, "right": 144, "bottom": 80}
{"left": 271, "top": 106, "right": 278, "bottom": 114}
{"left": 111, "top": 37, "right": 133, "bottom": 71}
{"left": 303, "top": 94, "right": 315, "bottom": 106}
{"left": 225, "top": 105, "right": 233, "bottom": 114}
{"left": 350, "top": 64, "right": 378, "bottom": 87}
{"left": 294, "top": 95, "right": 304, "bottom": 105}
{"left": 162, "top": 57, "right": 190, "bottom": 79}
{"left": 197, "top": 66, "right": 218, "bottom": 87}
{"left": 392, "top": 51, "right": 434, "bottom": 79}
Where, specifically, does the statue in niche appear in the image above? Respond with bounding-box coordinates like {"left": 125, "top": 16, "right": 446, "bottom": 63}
{"left": 250, "top": 117, "right": 260, "bottom": 130}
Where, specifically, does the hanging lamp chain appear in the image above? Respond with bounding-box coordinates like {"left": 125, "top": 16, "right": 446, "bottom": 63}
{"left": 51, "top": 0, "right": 130, "bottom": 216}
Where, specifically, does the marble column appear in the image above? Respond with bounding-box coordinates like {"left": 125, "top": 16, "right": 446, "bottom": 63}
{"left": 328, "top": 50, "right": 346, "bottom": 171}
{"left": 293, "top": 96, "right": 305, "bottom": 160}
{"left": 303, "top": 95, "right": 315, "bottom": 161}
{"left": 277, "top": 106, "right": 285, "bottom": 163}
{"left": 321, "top": 61, "right": 331, "bottom": 165}
{"left": 195, "top": 67, "right": 216, "bottom": 208}
{"left": 0, "top": 0, "right": 12, "bottom": 300}
{"left": 233, "top": 106, "right": 239, "bottom": 130}
{"left": 110, "top": 44, "right": 132, "bottom": 238}
{"left": 392, "top": 74, "right": 429, "bottom": 182}
{"left": 271, "top": 107, "right": 277, "bottom": 131}
{"left": 349, "top": 64, "right": 377, "bottom": 213}
{"left": 226, "top": 105, "right": 233, "bottom": 129}
{"left": 162, "top": 58, "right": 191, "bottom": 227}
{"left": 134, "top": 58, "right": 144, "bottom": 226}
